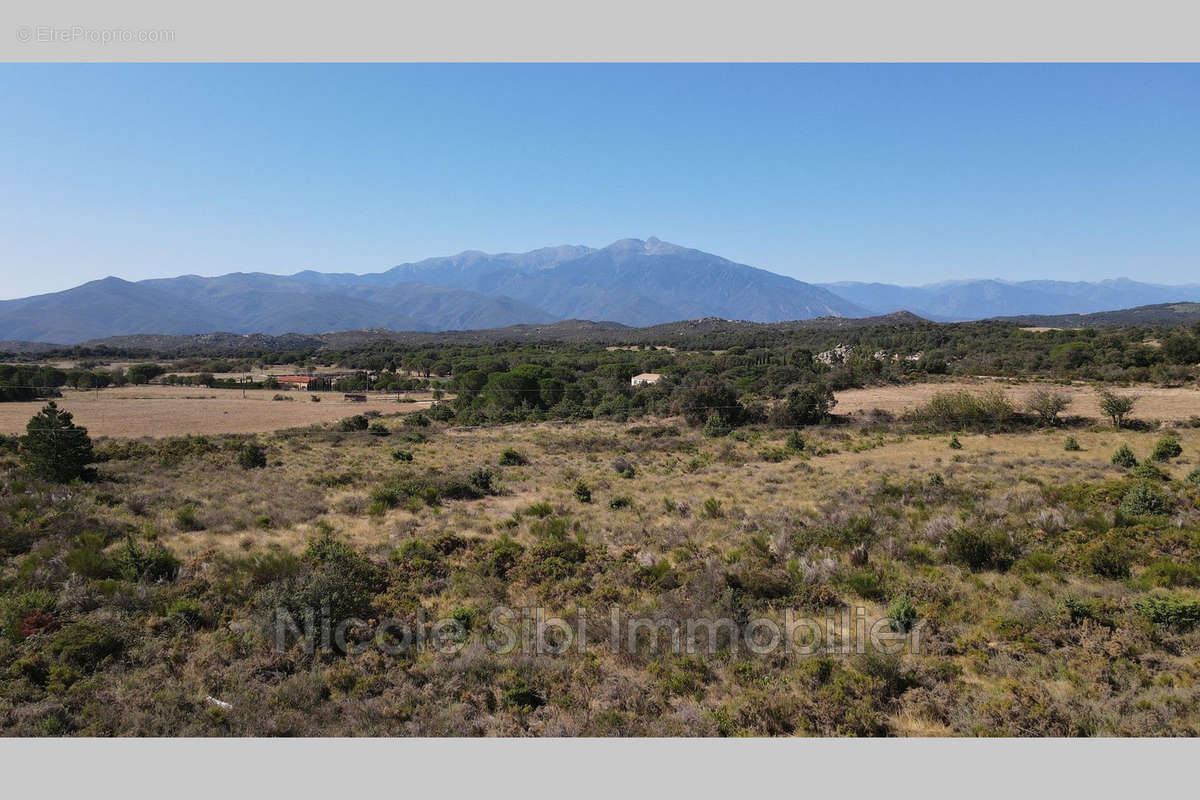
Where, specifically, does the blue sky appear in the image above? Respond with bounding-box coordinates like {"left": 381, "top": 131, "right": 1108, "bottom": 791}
{"left": 1, "top": 64, "right": 1198, "bottom": 299}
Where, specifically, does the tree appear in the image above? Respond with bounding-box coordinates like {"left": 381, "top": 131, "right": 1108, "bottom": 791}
{"left": 20, "top": 401, "right": 94, "bottom": 482}
{"left": 126, "top": 363, "right": 165, "bottom": 385}
{"left": 1098, "top": 389, "right": 1137, "bottom": 429}
{"left": 770, "top": 382, "right": 836, "bottom": 427}
{"left": 671, "top": 375, "right": 741, "bottom": 427}
{"left": 1025, "top": 389, "right": 1071, "bottom": 426}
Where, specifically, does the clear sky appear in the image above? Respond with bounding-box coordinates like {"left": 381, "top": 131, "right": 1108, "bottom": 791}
{"left": 1, "top": 63, "right": 1197, "bottom": 299}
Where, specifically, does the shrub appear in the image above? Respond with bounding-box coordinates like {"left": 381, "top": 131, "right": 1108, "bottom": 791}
{"left": 612, "top": 457, "right": 636, "bottom": 478}
{"left": 526, "top": 501, "right": 554, "bottom": 518}
{"left": 702, "top": 497, "right": 724, "bottom": 518}
{"left": 368, "top": 422, "right": 391, "bottom": 436}
{"left": 785, "top": 431, "right": 806, "bottom": 452}
{"left": 1139, "top": 559, "right": 1200, "bottom": 589}
{"left": 50, "top": 621, "right": 123, "bottom": 672}
{"left": 1098, "top": 389, "right": 1137, "bottom": 428}
{"left": 1130, "top": 462, "right": 1169, "bottom": 482}
{"left": 948, "top": 436, "right": 963, "bottom": 450}
{"left": 65, "top": 533, "right": 118, "bottom": 579}
{"left": 573, "top": 481, "right": 592, "bottom": 504}
{"left": 337, "top": 415, "right": 369, "bottom": 432}
{"left": 886, "top": 595, "right": 918, "bottom": 633}
{"left": 391, "top": 449, "right": 413, "bottom": 462}
{"left": 1111, "top": 444, "right": 1138, "bottom": 468}
{"left": 1136, "top": 593, "right": 1200, "bottom": 630}
{"left": 1063, "top": 436, "right": 1081, "bottom": 452}
{"left": 499, "top": 448, "right": 529, "bottom": 466}
{"left": 486, "top": 535, "right": 524, "bottom": 578}
{"left": 910, "top": 388, "right": 1015, "bottom": 431}
{"left": 944, "top": 527, "right": 1018, "bottom": 571}
{"left": 467, "top": 468, "right": 496, "bottom": 496}
{"left": 165, "top": 598, "right": 206, "bottom": 628}
{"left": 237, "top": 442, "right": 268, "bottom": 469}
{"left": 1119, "top": 483, "right": 1170, "bottom": 517}
{"left": 19, "top": 402, "right": 94, "bottom": 483}
{"left": 1086, "top": 538, "right": 1134, "bottom": 579}
{"left": 117, "top": 536, "right": 179, "bottom": 582}
{"left": 771, "top": 382, "right": 836, "bottom": 427}
{"left": 609, "top": 495, "right": 633, "bottom": 510}
{"left": 1150, "top": 436, "right": 1182, "bottom": 462}
{"left": 175, "top": 504, "right": 204, "bottom": 531}
{"left": 844, "top": 568, "right": 885, "bottom": 600}
{"left": 1188, "top": 467, "right": 1200, "bottom": 486}
{"left": 703, "top": 413, "right": 732, "bottom": 438}
{"left": 1026, "top": 390, "right": 1071, "bottom": 426}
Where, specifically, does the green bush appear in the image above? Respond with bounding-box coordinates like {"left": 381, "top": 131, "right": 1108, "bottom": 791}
{"left": 886, "top": 595, "right": 918, "bottom": 632}
{"left": 1136, "top": 593, "right": 1200, "bottom": 630}
{"left": 237, "top": 442, "right": 268, "bottom": 469}
{"left": 1063, "top": 436, "right": 1081, "bottom": 452}
{"left": 703, "top": 413, "right": 732, "bottom": 438}
{"left": 948, "top": 436, "right": 963, "bottom": 450}
{"left": 785, "top": 431, "right": 806, "bottom": 452}
{"left": 337, "top": 415, "right": 369, "bottom": 432}
{"left": 1111, "top": 444, "right": 1138, "bottom": 468}
{"left": 50, "top": 621, "right": 123, "bottom": 672}
{"left": 609, "top": 495, "right": 633, "bottom": 510}
{"left": 1150, "top": 436, "right": 1182, "bottom": 462}
{"left": 65, "top": 533, "right": 118, "bottom": 579}
{"left": 175, "top": 504, "right": 204, "bottom": 531}
{"left": 1188, "top": 467, "right": 1200, "bottom": 486}
{"left": 909, "top": 388, "right": 1015, "bottom": 431}
{"left": 391, "top": 449, "right": 413, "bottom": 462}
{"left": 117, "top": 536, "right": 179, "bottom": 582}
{"left": 573, "top": 481, "right": 592, "bottom": 504}
{"left": 368, "top": 422, "right": 391, "bottom": 437}
{"left": 1086, "top": 538, "right": 1134, "bottom": 579}
{"left": 1119, "top": 483, "right": 1170, "bottom": 517}
{"left": 486, "top": 534, "right": 524, "bottom": 578}
{"left": 20, "top": 402, "right": 94, "bottom": 483}
{"left": 944, "top": 527, "right": 1018, "bottom": 572}
{"left": 702, "top": 497, "right": 724, "bottom": 518}
{"left": 1130, "top": 462, "right": 1169, "bottom": 482}
{"left": 499, "top": 448, "right": 528, "bottom": 466}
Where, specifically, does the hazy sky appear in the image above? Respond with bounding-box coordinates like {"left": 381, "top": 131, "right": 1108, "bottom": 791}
{"left": 1, "top": 63, "right": 1198, "bottom": 299}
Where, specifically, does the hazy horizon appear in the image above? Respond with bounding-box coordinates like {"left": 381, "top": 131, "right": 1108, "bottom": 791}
{"left": 3, "top": 63, "right": 1199, "bottom": 299}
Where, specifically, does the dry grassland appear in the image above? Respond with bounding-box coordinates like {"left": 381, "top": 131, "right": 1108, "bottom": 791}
{"left": 0, "top": 385, "right": 435, "bottom": 437}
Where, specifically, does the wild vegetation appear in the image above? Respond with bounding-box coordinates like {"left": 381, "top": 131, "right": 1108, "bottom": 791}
{"left": 1, "top": 324, "right": 1199, "bottom": 737}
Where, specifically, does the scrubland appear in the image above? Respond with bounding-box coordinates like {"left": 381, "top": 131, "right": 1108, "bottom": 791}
{"left": 2, "top": 387, "right": 1198, "bottom": 736}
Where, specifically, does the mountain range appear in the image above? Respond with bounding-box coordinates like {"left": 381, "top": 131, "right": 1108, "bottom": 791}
{"left": 1, "top": 237, "right": 1198, "bottom": 343}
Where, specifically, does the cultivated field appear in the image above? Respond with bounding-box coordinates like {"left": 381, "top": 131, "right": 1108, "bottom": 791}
{"left": 0, "top": 385, "right": 435, "bottom": 437}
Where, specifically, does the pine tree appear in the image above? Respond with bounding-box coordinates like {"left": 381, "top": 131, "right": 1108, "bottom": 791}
{"left": 20, "top": 401, "right": 94, "bottom": 482}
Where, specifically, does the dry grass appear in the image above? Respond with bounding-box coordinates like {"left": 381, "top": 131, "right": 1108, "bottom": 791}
{"left": 836, "top": 378, "right": 1200, "bottom": 423}
{"left": 0, "top": 385, "right": 435, "bottom": 437}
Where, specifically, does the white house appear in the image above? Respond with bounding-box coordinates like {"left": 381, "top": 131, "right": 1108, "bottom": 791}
{"left": 631, "top": 373, "right": 663, "bottom": 386}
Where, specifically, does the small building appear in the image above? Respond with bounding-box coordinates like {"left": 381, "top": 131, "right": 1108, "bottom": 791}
{"left": 631, "top": 373, "right": 663, "bottom": 386}
{"left": 275, "top": 375, "right": 313, "bottom": 390}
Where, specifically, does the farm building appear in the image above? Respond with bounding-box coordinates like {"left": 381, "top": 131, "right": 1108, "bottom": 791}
{"left": 274, "top": 375, "right": 314, "bottom": 389}
{"left": 631, "top": 373, "right": 663, "bottom": 386}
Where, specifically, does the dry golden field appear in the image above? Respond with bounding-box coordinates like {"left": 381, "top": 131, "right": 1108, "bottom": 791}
{"left": 836, "top": 378, "right": 1200, "bottom": 423}
{"left": 0, "top": 385, "right": 435, "bottom": 437}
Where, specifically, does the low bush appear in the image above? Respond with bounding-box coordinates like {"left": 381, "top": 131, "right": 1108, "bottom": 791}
{"left": 908, "top": 388, "right": 1016, "bottom": 432}
{"left": 1063, "top": 436, "right": 1081, "bottom": 451}
{"left": 1111, "top": 444, "right": 1138, "bottom": 468}
{"left": 1119, "top": 483, "right": 1170, "bottom": 517}
{"left": 1136, "top": 593, "right": 1200, "bottom": 630}
{"left": 1150, "top": 436, "right": 1182, "bottom": 462}
{"left": 573, "top": 481, "right": 592, "bottom": 503}
{"left": 944, "top": 527, "right": 1019, "bottom": 572}
{"left": 499, "top": 448, "right": 528, "bottom": 466}
{"left": 237, "top": 442, "right": 267, "bottom": 469}
{"left": 337, "top": 415, "right": 369, "bottom": 432}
